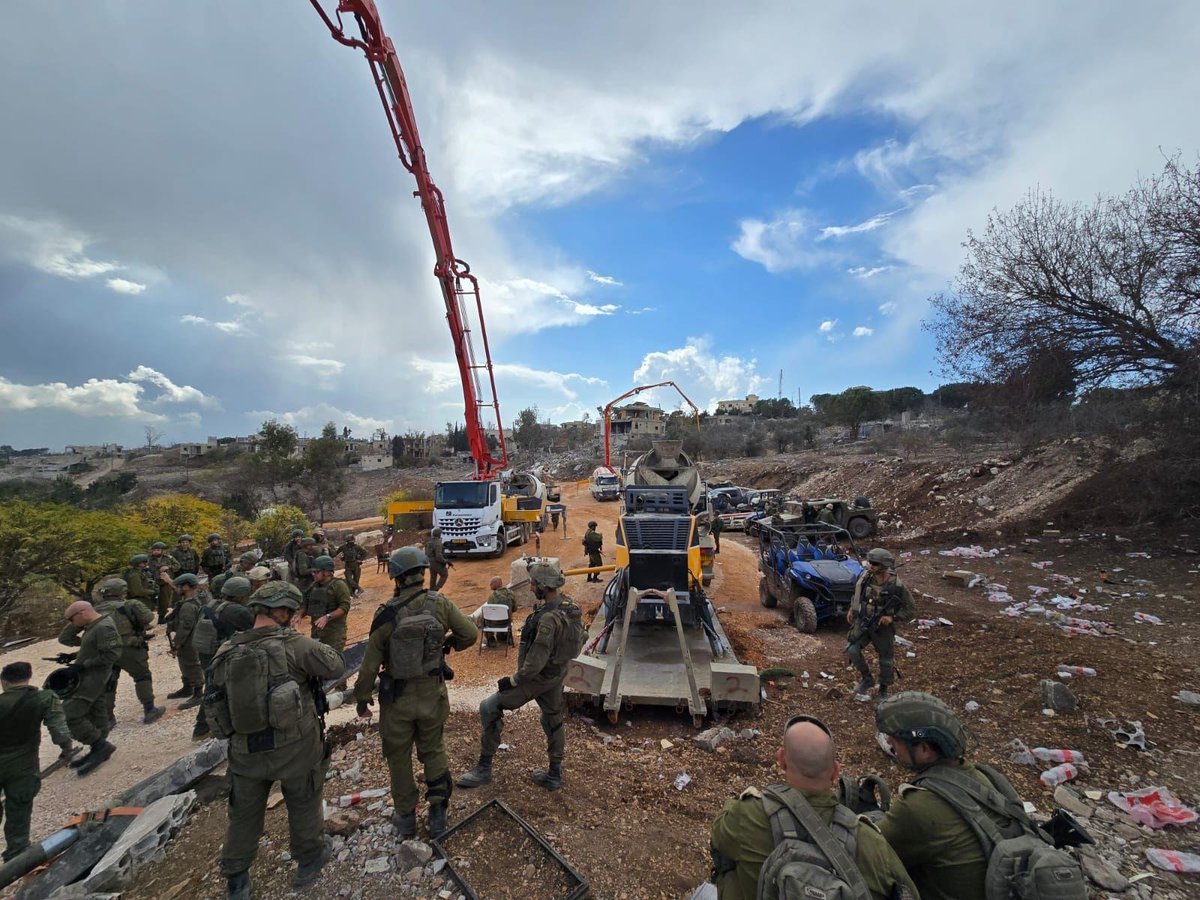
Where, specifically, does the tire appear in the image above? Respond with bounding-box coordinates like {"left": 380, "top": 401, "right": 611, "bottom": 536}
{"left": 848, "top": 517, "right": 873, "bottom": 540}
{"left": 759, "top": 577, "right": 777, "bottom": 608}
{"left": 493, "top": 530, "right": 506, "bottom": 559}
{"left": 791, "top": 595, "right": 818, "bottom": 633}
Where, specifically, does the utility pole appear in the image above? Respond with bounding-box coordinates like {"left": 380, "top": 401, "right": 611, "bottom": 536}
{"left": 778, "top": 369, "right": 783, "bottom": 400}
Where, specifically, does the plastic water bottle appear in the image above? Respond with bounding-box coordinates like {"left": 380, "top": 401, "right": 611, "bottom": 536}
{"left": 1031, "top": 748, "right": 1087, "bottom": 765}
{"left": 1039, "top": 764, "right": 1080, "bottom": 786}
{"left": 1145, "top": 848, "right": 1200, "bottom": 873}
{"left": 1056, "top": 665, "right": 1097, "bottom": 677}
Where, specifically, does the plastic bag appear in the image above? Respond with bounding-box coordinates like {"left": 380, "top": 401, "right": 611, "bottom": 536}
{"left": 1108, "top": 787, "right": 1198, "bottom": 829}
{"left": 1145, "top": 848, "right": 1200, "bottom": 872}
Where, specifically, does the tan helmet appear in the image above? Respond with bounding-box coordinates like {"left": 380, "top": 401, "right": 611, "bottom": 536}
{"left": 529, "top": 562, "right": 566, "bottom": 590}
{"left": 866, "top": 548, "right": 896, "bottom": 571}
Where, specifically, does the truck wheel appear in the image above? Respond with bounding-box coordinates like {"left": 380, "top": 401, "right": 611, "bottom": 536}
{"left": 494, "top": 531, "right": 506, "bottom": 559}
{"left": 792, "top": 596, "right": 818, "bottom": 633}
{"left": 759, "top": 577, "right": 777, "bottom": 609}
{"left": 848, "top": 517, "right": 872, "bottom": 540}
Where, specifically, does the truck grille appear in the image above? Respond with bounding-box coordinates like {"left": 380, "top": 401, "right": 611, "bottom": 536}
{"left": 622, "top": 515, "right": 690, "bottom": 551}
{"left": 440, "top": 516, "right": 481, "bottom": 538}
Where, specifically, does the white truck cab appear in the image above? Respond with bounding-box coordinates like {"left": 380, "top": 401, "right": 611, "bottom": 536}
{"left": 590, "top": 466, "right": 622, "bottom": 501}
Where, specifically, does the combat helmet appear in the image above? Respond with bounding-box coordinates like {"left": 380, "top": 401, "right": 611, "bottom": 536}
{"left": 150, "top": 541, "right": 167, "bottom": 550}
{"left": 587, "top": 521, "right": 597, "bottom": 529}
{"left": 313, "top": 555, "right": 335, "bottom": 572}
{"left": 173, "top": 573, "right": 199, "bottom": 588}
{"left": 44, "top": 667, "right": 80, "bottom": 699}
{"left": 99, "top": 578, "right": 128, "bottom": 597}
{"left": 206, "top": 533, "right": 221, "bottom": 542}
{"left": 130, "top": 553, "right": 149, "bottom": 565}
{"left": 249, "top": 580, "right": 302, "bottom": 610}
{"left": 178, "top": 534, "right": 193, "bottom": 543}
{"left": 875, "top": 691, "right": 968, "bottom": 764}
{"left": 866, "top": 548, "right": 896, "bottom": 571}
{"left": 221, "top": 576, "right": 253, "bottom": 599}
{"left": 529, "top": 562, "right": 566, "bottom": 590}
{"left": 389, "top": 546, "right": 429, "bottom": 579}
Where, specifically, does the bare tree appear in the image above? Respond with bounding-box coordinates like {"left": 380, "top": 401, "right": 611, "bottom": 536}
{"left": 144, "top": 425, "right": 165, "bottom": 449}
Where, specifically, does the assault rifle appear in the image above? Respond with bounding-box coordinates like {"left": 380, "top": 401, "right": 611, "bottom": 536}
{"left": 43, "top": 652, "right": 78, "bottom": 666}
{"left": 848, "top": 584, "right": 905, "bottom": 645}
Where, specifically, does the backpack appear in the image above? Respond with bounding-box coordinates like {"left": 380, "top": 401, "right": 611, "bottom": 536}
{"left": 757, "top": 786, "right": 871, "bottom": 900}
{"left": 916, "top": 765, "right": 1088, "bottom": 900}
{"left": 549, "top": 602, "right": 587, "bottom": 665}
{"left": 203, "top": 633, "right": 305, "bottom": 741}
{"left": 192, "top": 599, "right": 232, "bottom": 657}
{"left": 388, "top": 592, "right": 446, "bottom": 680}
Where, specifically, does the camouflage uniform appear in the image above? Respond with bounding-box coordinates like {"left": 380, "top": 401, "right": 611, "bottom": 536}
{"left": 425, "top": 536, "right": 449, "bottom": 592}
{"left": 709, "top": 514, "right": 724, "bottom": 553}
{"left": 147, "top": 548, "right": 180, "bottom": 619}
{"left": 354, "top": 585, "right": 477, "bottom": 820}
{"left": 217, "top": 623, "right": 344, "bottom": 880}
{"left": 0, "top": 683, "right": 73, "bottom": 861}
{"left": 486, "top": 586, "right": 517, "bottom": 613}
{"left": 710, "top": 785, "right": 918, "bottom": 900}
{"left": 292, "top": 544, "right": 315, "bottom": 592}
{"left": 121, "top": 562, "right": 156, "bottom": 605}
{"left": 57, "top": 615, "right": 122, "bottom": 745}
{"left": 582, "top": 527, "right": 603, "bottom": 581}
{"left": 303, "top": 574, "right": 353, "bottom": 653}
{"left": 845, "top": 569, "right": 915, "bottom": 693}
{"left": 335, "top": 540, "right": 367, "bottom": 593}
{"left": 201, "top": 540, "right": 229, "bottom": 579}
{"left": 169, "top": 588, "right": 205, "bottom": 692}
{"left": 171, "top": 541, "right": 200, "bottom": 576}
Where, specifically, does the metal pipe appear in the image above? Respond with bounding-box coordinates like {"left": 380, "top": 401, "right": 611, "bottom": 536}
{"left": 0, "top": 827, "right": 79, "bottom": 890}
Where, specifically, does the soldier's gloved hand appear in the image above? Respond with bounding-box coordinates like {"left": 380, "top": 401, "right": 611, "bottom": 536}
{"left": 356, "top": 699, "right": 373, "bottom": 719}
{"left": 497, "top": 676, "right": 514, "bottom": 692}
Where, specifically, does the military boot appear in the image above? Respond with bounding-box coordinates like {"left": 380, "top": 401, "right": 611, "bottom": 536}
{"left": 179, "top": 686, "right": 204, "bottom": 710}
{"left": 192, "top": 719, "right": 211, "bottom": 740}
{"left": 877, "top": 685, "right": 890, "bottom": 701}
{"left": 226, "top": 871, "right": 252, "bottom": 899}
{"left": 853, "top": 675, "right": 875, "bottom": 695}
{"left": 530, "top": 762, "right": 563, "bottom": 791}
{"left": 166, "top": 684, "right": 194, "bottom": 700}
{"left": 293, "top": 838, "right": 332, "bottom": 888}
{"left": 428, "top": 804, "right": 449, "bottom": 838}
{"left": 393, "top": 810, "right": 417, "bottom": 839}
{"left": 456, "top": 756, "right": 493, "bottom": 789}
{"left": 143, "top": 703, "right": 166, "bottom": 724}
{"left": 76, "top": 740, "right": 116, "bottom": 777}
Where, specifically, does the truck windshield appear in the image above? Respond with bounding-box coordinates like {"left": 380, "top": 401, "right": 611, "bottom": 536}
{"left": 597, "top": 476, "right": 619, "bottom": 485}
{"left": 435, "top": 482, "right": 489, "bottom": 509}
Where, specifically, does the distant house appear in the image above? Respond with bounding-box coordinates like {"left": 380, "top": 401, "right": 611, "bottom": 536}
{"left": 715, "top": 394, "right": 760, "bottom": 415}
{"left": 610, "top": 401, "right": 664, "bottom": 450}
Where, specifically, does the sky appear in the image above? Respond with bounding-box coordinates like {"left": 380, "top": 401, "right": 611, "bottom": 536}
{"left": 2, "top": 2, "right": 1199, "bottom": 450}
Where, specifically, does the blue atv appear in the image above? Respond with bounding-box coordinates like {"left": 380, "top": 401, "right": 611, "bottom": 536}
{"left": 756, "top": 523, "right": 864, "bottom": 633}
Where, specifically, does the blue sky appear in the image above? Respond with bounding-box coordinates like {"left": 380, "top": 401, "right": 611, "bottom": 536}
{"left": 2, "top": 2, "right": 1198, "bottom": 450}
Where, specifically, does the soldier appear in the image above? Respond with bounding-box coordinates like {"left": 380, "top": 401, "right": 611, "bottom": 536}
{"left": 354, "top": 548, "right": 477, "bottom": 838}
{"left": 201, "top": 533, "right": 229, "bottom": 580}
{"left": 172, "top": 534, "right": 200, "bottom": 576}
{"left": 425, "top": 528, "right": 452, "bottom": 592}
{"left": 312, "top": 528, "right": 330, "bottom": 558}
{"left": 122, "top": 554, "right": 157, "bottom": 606}
{"left": 189, "top": 576, "right": 257, "bottom": 738}
{"left": 486, "top": 576, "right": 516, "bottom": 613}
{"left": 845, "top": 548, "right": 915, "bottom": 700}
{"left": 334, "top": 534, "right": 367, "bottom": 596}
{"left": 67, "top": 579, "right": 165, "bottom": 725}
{"left": 875, "top": 692, "right": 1085, "bottom": 900}
{"left": 710, "top": 714, "right": 918, "bottom": 900}
{"left": 282, "top": 528, "right": 304, "bottom": 579}
{"left": 211, "top": 551, "right": 259, "bottom": 598}
{"left": 165, "top": 573, "right": 205, "bottom": 704}
{"left": 247, "top": 565, "right": 274, "bottom": 593}
{"left": 582, "top": 521, "right": 603, "bottom": 581}
{"left": 57, "top": 601, "right": 122, "bottom": 776}
{"left": 0, "top": 661, "right": 77, "bottom": 861}
{"left": 458, "top": 563, "right": 586, "bottom": 793}
{"left": 709, "top": 510, "right": 724, "bottom": 554}
{"left": 207, "top": 581, "right": 343, "bottom": 898}
{"left": 817, "top": 503, "right": 836, "bottom": 525}
{"left": 292, "top": 537, "right": 316, "bottom": 592}
{"left": 147, "top": 541, "right": 180, "bottom": 622}
{"left": 300, "top": 556, "right": 352, "bottom": 652}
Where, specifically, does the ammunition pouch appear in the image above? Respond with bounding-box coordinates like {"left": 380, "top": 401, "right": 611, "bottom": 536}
{"left": 379, "top": 673, "right": 397, "bottom": 704}
{"left": 246, "top": 728, "right": 276, "bottom": 754}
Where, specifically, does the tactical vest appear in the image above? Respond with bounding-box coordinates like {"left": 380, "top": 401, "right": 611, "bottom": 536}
{"left": 201, "top": 546, "right": 228, "bottom": 571}
{"left": 583, "top": 531, "right": 602, "bottom": 551}
{"left": 95, "top": 600, "right": 145, "bottom": 647}
{"left": 192, "top": 598, "right": 237, "bottom": 657}
{"left": 519, "top": 600, "right": 587, "bottom": 675}
{"left": 387, "top": 592, "right": 446, "bottom": 680}
{"left": 173, "top": 548, "right": 200, "bottom": 573}
{"left": 204, "top": 632, "right": 308, "bottom": 745}
{"left": 0, "top": 690, "right": 43, "bottom": 748}
{"left": 305, "top": 583, "right": 335, "bottom": 618}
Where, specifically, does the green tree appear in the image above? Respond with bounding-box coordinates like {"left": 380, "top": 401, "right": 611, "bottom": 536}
{"left": 299, "top": 422, "right": 349, "bottom": 524}
{"left": 253, "top": 505, "right": 313, "bottom": 558}
{"left": 823, "top": 386, "right": 885, "bottom": 438}
{"left": 513, "top": 406, "right": 542, "bottom": 452}
{"left": 245, "top": 419, "right": 301, "bottom": 502}
{"left": 83, "top": 471, "right": 138, "bottom": 509}
{"left": 444, "top": 422, "right": 469, "bottom": 453}
{"left": 131, "top": 493, "right": 225, "bottom": 541}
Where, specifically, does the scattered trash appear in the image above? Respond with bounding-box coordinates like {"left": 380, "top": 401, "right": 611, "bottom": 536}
{"left": 694, "top": 726, "right": 736, "bottom": 752}
{"left": 1107, "top": 720, "right": 1150, "bottom": 751}
{"left": 1040, "top": 764, "right": 1082, "bottom": 786}
{"left": 673, "top": 773, "right": 692, "bottom": 791}
{"left": 1108, "top": 787, "right": 1199, "bottom": 828}
{"left": 894, "top": 637, "right": 915, "bottom": 648}
{"left": 819, "top": 672, "right": 835, "bottom": 680}
{"left": 1145, "top": 848, "right": 1200, "bottom": 873}
{"left": 939, "top": 546, "right": 1000, "bottom": 558}
{"left": 1031, "top": 748, "right": 1087, "bottom": 765}
{"left": 1125, "top": 552, "right": 1152, "bottom": 559}
{"left": 1133, "top": 612, "right": 1164, "bottom": 625}
{"left": 1042, "top": 709, "right": 1056, "bottom": 717}
{"left": 937, "top": 617, "right": 954, "bottom": 626}
{"left": 965, "top": 700, "right": 981, "bottom": 712}
{"left": 1032, "top": 561, "right": 1055, "bottom": 570}
{"left": 1057, "top": 665, "right": 1097, "bottom": 677}
{"left": 336, "top": 787, "right": 388, "bottom": 808}
{"left": 498, "top": 743, "right": 512, "bottom": 751}
{"left": 1173, "top": 690, "right": 1200, "bottom": 706}
{"left": 1010, "top": 740, "right": 1036, "bottom": 765}
{"left": 660, "top": 739, "right": 674, "bottom": 750}
{"left": 905, "top": 651, "right": 916, "bottom": 658}
{"left": 855, "top": 693, "right": 872, "bottom": 703}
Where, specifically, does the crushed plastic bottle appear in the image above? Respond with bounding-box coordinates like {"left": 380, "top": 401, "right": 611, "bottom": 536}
{"left": 674, "top": 773, "right": 692, "bottom": 791}
{"left": 1009, "top": 739, "right": 1036, "bottom": 766}
{"left": 1056, "top": 665, "right": 1097, "bottom": 677}
{"left": 1031, "top": 748, "right": 1087, "bottom": 765}
{"left": 337, "top": 787, "right": 389, "bottom": 808}
{"left": 1039, "top": 764, "right": 1081, "bottom": 786}
{"left": 1145, "top": 848, "right": 1200, "bottom": 873}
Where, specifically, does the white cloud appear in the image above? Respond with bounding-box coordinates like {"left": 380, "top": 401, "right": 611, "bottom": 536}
{"left": 290, "top": 340, "right": 334, "bottom": 352}
{"left": 0, "top": 213, "right": 118, "bottom": 279}
{"left": 852, "top": 326, "right": 874, "bottom": 337}
{"left": 732, "top": 210, "right": 831, "bottom": 273}
{"left": 0, "top": 375, "right": 158, "bottom": 420}
{"left": 878, "top": 301, "right": 898, "bottom": 315}
{"left": 586, "top": 270, "right": 623, "bottom": 287}
{"left": 632, "top": 336, "right": 768, "bottom": 412}
{"left": 179, "top": 314, "right": 246, "bottom": 335}
{"left": 224, "top": 293, "right": 252, "bottom": 306}
{"left": 819, "top": 212, "right": 894, "bottom": 240}
{"left": 247, "top": 404, "right": 391, "bottom": 437}
{"left": 848, "top": 265, "right": 893, "bottom": 279}
{"left": 106, "top": 277, "right": 147, "bottom": 294}
{"left": 127, "top": 365, "right": 219, "bottom": 408}
{"left": 411, "top": 358, "right": 606, "bottom": 402}
{"left": 284, "top": 355, "right": 345, "bottom": 381}
{"left": 818, "top": 320, "right": 837, "bottom": 333}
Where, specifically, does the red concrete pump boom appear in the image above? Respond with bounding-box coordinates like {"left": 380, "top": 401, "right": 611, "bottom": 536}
{"left": 602, "top": 381, "right": 701, "bottom": 468}
{"left": 310, "top": 0, "right": 507, "bottom": 480}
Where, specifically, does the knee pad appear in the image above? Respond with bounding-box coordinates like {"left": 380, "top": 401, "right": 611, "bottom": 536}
{"left": 425, "top": 771, "right": 453, "bottom": 803}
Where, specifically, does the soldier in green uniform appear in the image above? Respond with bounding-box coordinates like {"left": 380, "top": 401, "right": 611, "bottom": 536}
{"left": 425, "top": 528, "right": 451, "bottom": 592}
{"left": 57, "top": 601, "right": 122, "bottom": 776}
{"left": 201, "top": 533, "right": 229, "bottom": 580}
{"left": 845, "top": 548, "right": 916, "bottom": 700}
{"left": 817, "top": 503, "right": 837, "bottom": 525}
{"left": 207, "top": 581, "right": 344, "bottom": 898}
{"left": 282, "top": 528, "right": 304, "bottom": 578}
{"left": 874, "top": 692, "right": 1005, "bottom": 900}
{"left": 0, "top": 661, "right": 77, "bottom": 861}
{"left": 172, "top": 534, "right": 200, "bottom": 576}
{"left": 189, "top": 576, "right": 257, "bottom": 738}
{"left": 354, "top": 547, "right": 477, "bottom": 838}
{"left": 122, "top": 554, "right": 157, "bottom": 606}
{"left": 710, "top": 715, "right": 918, "bottom": 900}
{"left": 147, "top": 541, "right": 180, "bottom": 622}
{"left": 292, "top": 538, "right": 316, "bottom": 592}
{"left": 709, "top": 511, "right": 724, "bottom": 554}
{"left": 64, "top": 579, "right": 165, "bottom": 725}
{"left": 485, "top": 576, "right": 516, "bottom": 612}
{"left": 300, "top": 556, "right": 352, "bottom": 652}
{"left": 582, "top": 522, "right": 603, "bottom": 581}
{"left": 312, "top": 529, "right": 330, "bottom": 559}
{"left": 334, "top": 533, "right": 367, "bottom": 596}
{"left": 210, "top": 551, "right": 259, "bottom": 598}
{"left": 165, "top": 573, "right": 205, "bottom": 703}
{"left": 458, "top": 563, "right": 586, "bottom": 793}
